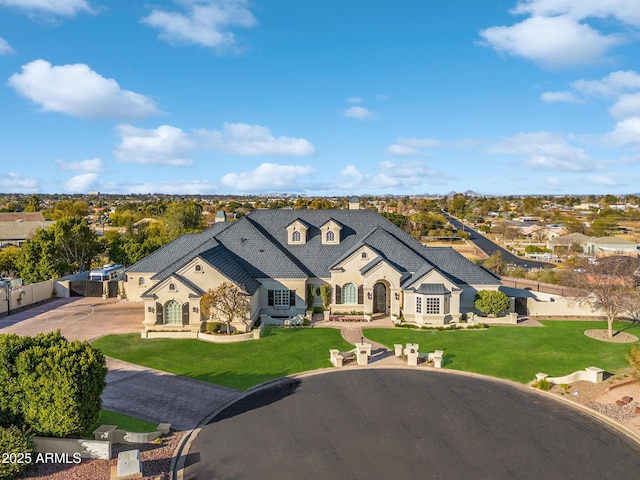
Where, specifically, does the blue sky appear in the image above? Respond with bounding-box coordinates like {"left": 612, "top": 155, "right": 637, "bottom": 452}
{"left": 1, "top": 0, "right": 640, "bottom": 196}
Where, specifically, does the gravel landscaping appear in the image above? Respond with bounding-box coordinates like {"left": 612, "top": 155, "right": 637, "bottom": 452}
{"left": 18, "top": 430, "right": 184, "bottom": 480}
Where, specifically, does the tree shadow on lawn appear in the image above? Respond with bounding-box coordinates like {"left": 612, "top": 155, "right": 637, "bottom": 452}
{"left": 208, "top": 377, "right": 301, "bottom": 424}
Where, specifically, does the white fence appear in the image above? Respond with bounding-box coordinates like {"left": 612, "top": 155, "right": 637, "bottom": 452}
{"left": 0, "top": 271, "right": 90, "bottom": 316}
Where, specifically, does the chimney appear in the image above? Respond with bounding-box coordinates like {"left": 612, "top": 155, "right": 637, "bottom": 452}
{"left": 214, "top": 211, "right": 227, "bottom": 223}
{"left": 349, "top": 197, "right": 360, "bottom": 210}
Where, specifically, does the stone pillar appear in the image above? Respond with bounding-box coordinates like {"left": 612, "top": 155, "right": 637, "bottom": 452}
{"left": 405, "top": 343, "right": 419, "bottom": 366}
{"left": 585, "top": 366, "right": 604, "bottom": 383}
{"left": 394, "top": 344, "right": 403, "bottom": 356}
{"left": 433, "top": 350, "right": 444, "bottom": 368}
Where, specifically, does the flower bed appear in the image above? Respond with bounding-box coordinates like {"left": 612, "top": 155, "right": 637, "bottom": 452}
{"left": 328, "top": 316, "right": 368, "bottom": 322}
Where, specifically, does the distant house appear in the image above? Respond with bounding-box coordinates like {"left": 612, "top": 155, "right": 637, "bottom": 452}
{"left": 126, "top": 209, "right": 501, "bottom": 336}
{"left": 0, "top": 213, "right": 54, "bottom": 248}
{"left": 547, "top": 233, "right": 591, "bottom": 252}
{"left": 584, "top": 237, "right": 640, "bottom": 255}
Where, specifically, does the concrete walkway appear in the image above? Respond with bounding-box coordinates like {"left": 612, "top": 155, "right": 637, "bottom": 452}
{"left": 340, "top": 326, "right": 405, "bottom": 366}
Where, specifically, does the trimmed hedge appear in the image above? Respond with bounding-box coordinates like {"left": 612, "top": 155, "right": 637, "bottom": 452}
{"left": 474, "top": 290, "right": 510, "bottom": 316}
{"left": 0, "top": 331, "right": 107, "bottom": 438}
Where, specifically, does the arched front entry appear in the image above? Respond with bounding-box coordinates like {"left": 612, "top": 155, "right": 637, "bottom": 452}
{"left": 373, "top": 282, "right": 388, "bottom": 314}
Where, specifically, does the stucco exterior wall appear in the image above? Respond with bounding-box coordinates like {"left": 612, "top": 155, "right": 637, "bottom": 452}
{"left": 257, "top": 278, "right": 307, "bottom": 317}
{"left": 126, "top": 273, "right": 155, "bottom": 301}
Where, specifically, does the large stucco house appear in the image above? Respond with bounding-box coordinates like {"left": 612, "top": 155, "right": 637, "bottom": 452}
{"left": 125, "top": 209, "right": 501, "bottom": 335}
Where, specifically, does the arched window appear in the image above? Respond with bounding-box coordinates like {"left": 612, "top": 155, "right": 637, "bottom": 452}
{"left": 138, "top": 277, "right": 145, "bottom": 286}
{"left": 292, "top": 231, "right": 301, "bottom": 242}
{"left": 164, "top": 300, "right": 182, "bottom": 324}
{"left": 168, "top": 283, "right": 176, "bottom": 291}
{"left": 342, "top": 283, "right": 357, "bottom": 304}
{"left": 326, "top": 231, "right": 335, "bottom": 242}
{"left": 361, "top": 252, "right": 367, "bottom": 259}
{"left": 195, "top": 264, "right": 202, "bottom": 272}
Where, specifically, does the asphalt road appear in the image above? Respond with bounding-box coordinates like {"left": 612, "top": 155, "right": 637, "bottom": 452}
{"left": 183, "top": 369, "right": 640, "bottom": 480}
{"left": 443, "top": 212, "right": 552, "bottom": 269}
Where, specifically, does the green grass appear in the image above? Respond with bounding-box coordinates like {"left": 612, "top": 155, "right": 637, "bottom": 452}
{"left": 92, "top": 327, "right": 352, "bottom": 390}
{"left": 83, "top": 409, "right": 158, "bottom": 438}
{"left": 365, "top": 320, "right": 640, "bottom": 383}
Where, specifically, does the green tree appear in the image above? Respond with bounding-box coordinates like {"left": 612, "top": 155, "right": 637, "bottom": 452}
{"left": 589, "top": 216, "right": 619, "bottom": 237}
{"left": 200, "top": 283, "right": 251, "bottom": 334}
{"left": 23, "top": 194, "right": 40, "bottom": 213}
{"left": 474, "top": 290, "right": 510, "bottom": 315}
{"left": 482, "top": 251, "right": 506, "bottom": 275}
{"left": 163, "top": 201, "right": 205, "bottom": 237}
{"left": 15, "top": 217, "right": 101, "bottom": 282}
{"left": 0, "top": 246, "right": 20, "bottom": 276}
{"left": 53, "top": 200, "right": 89, "bottom": 219}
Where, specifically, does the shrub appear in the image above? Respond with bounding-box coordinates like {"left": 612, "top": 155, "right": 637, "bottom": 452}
{"left": 532, "top": 378, "right": 551, "bottom": 391}
{"left": 627, "top": 346, "right": 640, "bottom": 380}
{"left": 0, "top": 331, "right": 107, "bottom": 438}
{"left": 474, "top": 290, "right": 510, "bottom": 316}
{"left": 206, "top": 322, "right": 222, "bottom": 334}
{"left": 0, "top": 425, "right": 33, "bottom": 479}
{"left": 319, "top": 284, "right": 332, "bottom": 310}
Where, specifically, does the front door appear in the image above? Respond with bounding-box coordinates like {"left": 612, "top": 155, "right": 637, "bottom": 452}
{"left": 373, "top": 283, "right": 387, "bottom": 314}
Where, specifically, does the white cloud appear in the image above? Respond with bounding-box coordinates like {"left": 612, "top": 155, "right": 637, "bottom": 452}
{"left": 346, "top": 97, "right": 363, "bottom": 103}
{"left": 343, "top": 106, "right": 375, "bottom": 120}
{"left": 0, "top": 172, "right": 40, "bottom": 192}
{"left": 7, "top": 60, "right": 161, "bottom": 120}
{"left": 513, "top": 0, "right": 640, "bottom": 27}
{"left": 338, "top": 160, "right": 438, "bottom": 190}
{"left": 489, "top": 132, "right": 593, "bottom": 171}
{"left": 540, "top": 91, "right": 579, "bottom": 103}
{"left": 584, "top": 174, "right": 621, "bottom": 186}
{"left": 115, "top": 125, "right": 195, "bottom": 166}
{"left": 220, "top": 163, "right": 316, "bottom": 192}
{"left": 63, "top": 173, "right": 98, "bottom": 193}
{"left": 609, "top": 93, "right": 640, "bottom": 120}
{"left": 386, "top": 137, "right": 440, "bottom": 156}
{"left": 397, "top": 137, "right": 441, "bottom": 148}
{"left": 0, "top": 0, "right": 95, "bottom": 17}
{"left": 141, "top": 0, "right": 257, "bottom": 50}
{"left": 571, "top": 70, "right": 640, "bottom": 98}
{"left": 0, "top": 36, "right": 14, "bottom": 55}
{"left": 55, "top": 158, "right": 104, "bottom": 173}
{"left": 197, "top": 123, "right": 316, "bottom": 156}
{"left": 386, "top": 144, "right": 421, "bottom": 156}
{"left": 108, "top": 180, "right": 217, "bottom": 195}
{"left": 607, "top": 117, "right": 640, "bottom": 147}
{"left": 480, "top": 15, "right": 621, "bottom": 68}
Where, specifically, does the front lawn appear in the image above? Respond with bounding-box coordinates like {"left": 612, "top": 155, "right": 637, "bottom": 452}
{"left": 365, "top": 320, "right": 640, "bottom": 383}
{"left": 92, "top": 327, "right": 351, "bottom": 390}
{"left": 84, "top": 409, "right": 158, "bottom": 438}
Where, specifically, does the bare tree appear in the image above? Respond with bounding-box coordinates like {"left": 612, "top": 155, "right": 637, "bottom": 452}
{"left": 574, "top": 257, "right": 636, "bottom": 338}
{"left": 200, "top": 282, "right": 251, "bottom": 334}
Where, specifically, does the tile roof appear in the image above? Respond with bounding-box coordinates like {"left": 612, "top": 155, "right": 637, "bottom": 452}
{"left": 414, "top": 283, "right": 451, "bottom": 295}
{"left": 128, "top": 209, "right": 500, "bottom": 290}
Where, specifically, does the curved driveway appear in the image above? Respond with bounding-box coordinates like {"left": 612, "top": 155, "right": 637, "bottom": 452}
{"left": 184, "top": 369, "right": 640, "bottom": 480}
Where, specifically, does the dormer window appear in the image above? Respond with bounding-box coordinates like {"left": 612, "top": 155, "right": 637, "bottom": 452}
{"left": 286, "top": 220, "right": 308, "bottom": 244}
{"left": 320, "top": 219, "right": 342, "bottom": 245}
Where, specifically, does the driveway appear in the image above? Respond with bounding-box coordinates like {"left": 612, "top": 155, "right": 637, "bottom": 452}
{"left": 0, "top": 297, "right": 237, "bottom": 430}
